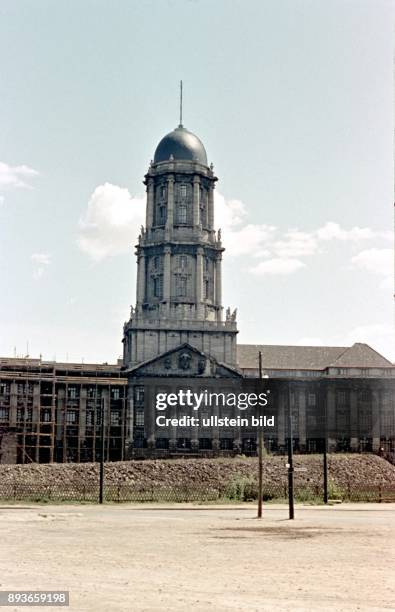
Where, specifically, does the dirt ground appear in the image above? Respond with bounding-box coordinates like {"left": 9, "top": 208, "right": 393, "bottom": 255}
{"left": 0, "top": 503, "right": 394, "bottom": 612}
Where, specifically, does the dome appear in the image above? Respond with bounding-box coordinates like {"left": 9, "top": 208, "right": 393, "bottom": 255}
{"left": 154, "top": 126, "right": 208, "bottom": 165}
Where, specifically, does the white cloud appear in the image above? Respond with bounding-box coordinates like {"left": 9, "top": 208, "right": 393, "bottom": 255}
{"left": 0, "top": 162, "right": 39, "bottom": 189}
{"left": 250, "top": 257, "right": 306, "bottom": 276}
{"left": 78, "top": 183, "right": 145, "bottom": 261}
{"left": 316, "top": 221, "right": 377, "bottom": 241}
{"left": 351, "top": 248, "right": 393, "bottom": 289}
{"left": 273, "top": 229, "right": 318, "bottom": 258}
{"left": 31, "top": 252, "right": 51, "bottom": 280}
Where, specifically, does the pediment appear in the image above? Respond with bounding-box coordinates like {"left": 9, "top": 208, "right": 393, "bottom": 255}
{"left": 126, "top": 343, "right": 242, "bottom": 378}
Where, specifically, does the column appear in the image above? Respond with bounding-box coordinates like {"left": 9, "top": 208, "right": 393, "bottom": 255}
{"left": 196, "top": 247, "right": 203, "bottom": 307}
{"left": 145, "top": 386, "right": 156, "bottom": 449}
{"left": 145, "top": 178, "right": 154, "bottom": 229}
{"left": 33, "top": 382, "right": 40, "bottom": 461}
{"left": 277, "top": 388, "right": 286, "bottom": 448}
{"left": 215, "top": 254, "right": 222, "bottom": 320}
{"left": 125, "top": 392, "right": 134, "bottom": 454}
{"left": 326, "top": 385, "right": 336, "bottom": 451}
{"left": 166, "top": 176, "right": 174, "bottom": 229}
{"left": 372, "top": 389, "right": 380, "bottom": 451}
{"left": 350, "top": 390, "right": 359, "bottom": 450}
{"left": 102, "top": 388, "right": 110, "bottom": 462}
{"left": 79, "top": 387, "right": 87, "bottom": 448}
{"left": 298, "top": 389, "right": 306, "bottom": 450}
{"left": 193, "top": 176, "right": 200, "bottom": 226}
{"left": 163, "top": 246, "right": 171, "bottom": 302}
{"left": 208, "top": 184, "right": 214, "bottom": 229}
{"left": 9, "top": 382, "right": 17, "bottom": 427}
{"left": 136, "top": 253, "right": 146, "bottom": 306}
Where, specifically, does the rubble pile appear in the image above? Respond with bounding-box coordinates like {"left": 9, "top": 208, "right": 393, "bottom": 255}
{"left": 0, "top": 454, "right": 394, "bottom": 489}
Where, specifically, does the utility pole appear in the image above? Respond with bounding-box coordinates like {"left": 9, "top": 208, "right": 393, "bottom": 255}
{"left": 99, "top": 395, "right": 105, "bottom": 504}
{"left": 257, "top": 351, "right": 263, "bottom": 518}
{"left": 323, "top": 384, "right": 328, "bottom": 504}
{"left": 287, "top": 390, "right": 294, "bottom": 520}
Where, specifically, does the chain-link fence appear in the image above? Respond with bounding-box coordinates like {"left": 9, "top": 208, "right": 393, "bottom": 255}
{"left": 0, "top": 480, "right": 394, "bottom": 504}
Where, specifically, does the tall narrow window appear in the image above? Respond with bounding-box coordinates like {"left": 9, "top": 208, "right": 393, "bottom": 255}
{"left": 177, "top": 277, "right": 187, "bottom": 297}
{"left": 178, "top": 203, "right": 187, "bottom": 223}
{"left": 180, "top": 184, "right": 187, "bottom": 198}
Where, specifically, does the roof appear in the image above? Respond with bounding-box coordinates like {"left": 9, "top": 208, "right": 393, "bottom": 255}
{"left": 154, "top": 126, "right": 208, "bottom": 165}
{"left": 237, "top": 343, "right": 393, "bottom": 370}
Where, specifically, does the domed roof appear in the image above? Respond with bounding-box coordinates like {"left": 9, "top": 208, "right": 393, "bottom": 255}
{"left": 154, "top": 126, "right": 208, "bottom": 165}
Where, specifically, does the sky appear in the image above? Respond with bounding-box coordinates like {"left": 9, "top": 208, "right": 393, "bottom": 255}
{"left": 0, "top": 0, "right": 394, "bottom": 364}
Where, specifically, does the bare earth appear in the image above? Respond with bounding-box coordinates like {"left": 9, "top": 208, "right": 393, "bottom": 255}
{"left": 0, "top": 503, "right": 394, "bottom": 612}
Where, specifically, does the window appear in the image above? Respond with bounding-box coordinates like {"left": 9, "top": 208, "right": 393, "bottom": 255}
{"left": 0, "top": 408, "right": 9, "bottom": 422}
{"left": 154, "top": 256, "right": 160, "bottom": 270}
{"left": 158, "top": 204, "right": 166, "bottom": 225}
{"left": 0, "top": 383, "right": 9, "bottom": 395}
{"left": 86, "top": 411, "right": 94, "bottom": 427}
{"left": 135, "top": 387, "right": 144, "bottom": 403}
{"left": 66, "top": 410, "right": 77, "bottom": 425}
{"left": 41, "top": 409, "right": 51, "bottom": 422}
{"left": 179, "top": 255, "right": 187, "bottom": 269}
{"left": 17, "top": 383, "right": 25, "bottom": 395}
{"left": 153, "top": 276, "right": 163, "bottom": 298}
{"left": 87, "top": 387, "right": 96, "bottom": 398}
{"left": 161, "top": 185, "right": 166, "bottom": 198}
{"left": 203, "top": 257, "right": 209, "bottom": 272}
{"left": 111, "top": 411, "right": 121, "bottom": 426}
{"left": 204, "top": 279, "right": 210, "bottom": 300}
{"left": 178, "top": 203, "right": 187, "bottom": 223}
{"left": 111, "top": 388, "right": 120, "bottom": 400}
{"left": 308, "top": 393, "right": 316, "bottom": 407}
{"left": 180, "top": 184, "right": 187, "bottom": 198}
{"left": 68, "top": 387, "right": 78, "bottom": 399}
{"left": 177, "top": 437, "right": 191, "bottom": 449}
{"left": 177, "top": 277, "right": 187, "bottom": 297}
{"left": 135, "top": 409, "right": 144, "bottom": 426}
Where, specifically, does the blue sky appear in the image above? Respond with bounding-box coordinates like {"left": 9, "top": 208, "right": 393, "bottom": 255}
{"left": 0, "top": 0, "right": 394, "bottom": 363}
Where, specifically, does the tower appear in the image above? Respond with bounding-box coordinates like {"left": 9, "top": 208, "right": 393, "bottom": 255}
{"left": 122, "top": 119, "right": 238, "bottom": 370}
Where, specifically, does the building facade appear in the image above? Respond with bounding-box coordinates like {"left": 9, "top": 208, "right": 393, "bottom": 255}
{"left": 0, "top": 123, "right": 394, "bottom": 463}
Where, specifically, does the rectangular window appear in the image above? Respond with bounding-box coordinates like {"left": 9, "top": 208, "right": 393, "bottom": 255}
{"left": 66, "top": 410, "right": 77, "bottom": 424}
{"left": 68, "top": 387, "right": 78, "bottom": 399}
{"left": 180, "top": 185, "right": 187, "bottom": 198}
{"left": 179, "top": 256, "right": 187, "bottom": 269}
{"left": 161, "top": 185, "right": 166, "bottom": 198}
{"left": 0, "top": 408, "right": 9, "bottom": 422}
{"left": 111, "top": 411, "right": 121, "bottom": 426}
{"left": 178, "top": 203, "right": 187, "bottom": 223}
{"left": 111, "top": 388, "right": 120, "bottom": 400}
{"left": 308, "top": 393, "right": 316, "bottom": 407}
{"left": 177, "top": 277, "right": 187, "bottom": 297}
{"left": 153, "top": 276, "right": 163, "bottom": 298}
{"left": 204, "top": 279, "right": 209, "bottom": 299}
{"left": 0, "top": 383, "right": 9, "bottom": 395}
{"left": 135, "top": 409, "right": 144, "bottom": 426}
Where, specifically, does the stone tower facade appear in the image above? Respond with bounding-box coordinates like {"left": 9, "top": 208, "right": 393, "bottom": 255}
{"left": 122, "top": 124, "right": 238, "bottom": 368}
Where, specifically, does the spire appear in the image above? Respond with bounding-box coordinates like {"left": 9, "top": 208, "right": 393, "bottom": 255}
{"left": 178, "top": 80, "right": 183, "bottom": 128}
